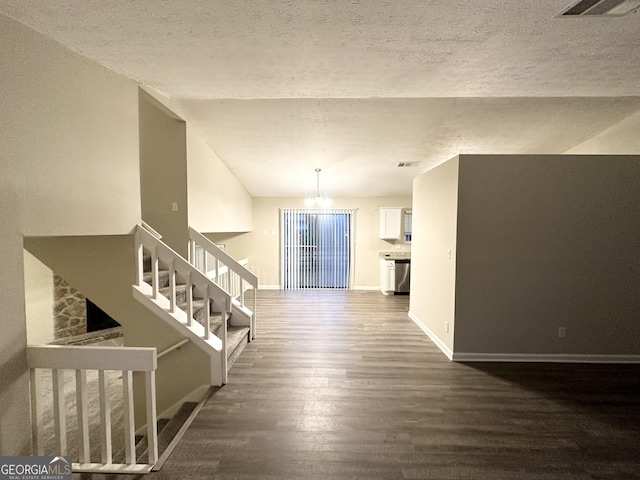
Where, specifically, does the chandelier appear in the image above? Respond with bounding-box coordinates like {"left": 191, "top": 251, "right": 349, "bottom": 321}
{"left": 304, "top": 168, "right": 332, "bottom": 208}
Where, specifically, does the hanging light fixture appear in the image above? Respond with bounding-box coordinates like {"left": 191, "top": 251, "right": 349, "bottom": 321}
{"left": 304, "top": 168, "right": 332, "bottom": 208}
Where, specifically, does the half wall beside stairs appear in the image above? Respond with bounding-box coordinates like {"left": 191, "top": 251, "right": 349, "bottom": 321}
{"left": 24, "top": 234, "right": 213, "bottom": 429}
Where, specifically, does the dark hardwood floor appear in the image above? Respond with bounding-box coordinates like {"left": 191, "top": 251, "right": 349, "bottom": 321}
{"left": 77, "top": 290, "right": 640, "bottom": 479}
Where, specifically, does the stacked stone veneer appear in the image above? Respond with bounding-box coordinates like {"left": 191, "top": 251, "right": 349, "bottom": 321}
{"left": 53, "top": 275, "right": 87, "bottom": 339}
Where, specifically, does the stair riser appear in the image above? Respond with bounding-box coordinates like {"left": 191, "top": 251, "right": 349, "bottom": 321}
{"left": 143, "top": 271, "right": 171, "bottom": 290}
{"left": 227, "top": 331, "right": 249, "bottom": 370}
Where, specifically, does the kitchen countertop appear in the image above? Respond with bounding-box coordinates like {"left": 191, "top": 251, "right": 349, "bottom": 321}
{"left": 379, "top": 251, "right": 411, "bottom": 260}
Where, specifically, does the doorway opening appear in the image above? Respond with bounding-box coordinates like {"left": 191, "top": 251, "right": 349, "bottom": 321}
{"left": 280, "top": 209, "right": 356, "bottom": 290}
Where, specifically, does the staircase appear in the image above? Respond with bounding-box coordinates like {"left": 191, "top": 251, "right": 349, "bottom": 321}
{"left": 188, "top": 227, "right": 257, "bottom": 340}
{"left": 132, "top": 224, "right": 256, "bottom": 386}
{"left": 143, "top": 255, "right": 250, "bottom": 371}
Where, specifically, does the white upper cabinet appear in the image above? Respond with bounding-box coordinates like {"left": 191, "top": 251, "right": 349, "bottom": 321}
{"left": 379, "top": 207, "right": 403, "bottom": 240}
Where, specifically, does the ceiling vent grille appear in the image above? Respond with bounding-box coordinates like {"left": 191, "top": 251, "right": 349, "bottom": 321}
{"left": 559, "top": 0, "right": 640, "bottom": 16}
{"left": 397, "top": 162, "right": 420, "bottom": 168}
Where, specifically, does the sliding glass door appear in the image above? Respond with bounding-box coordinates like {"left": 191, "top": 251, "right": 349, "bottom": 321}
{"left": 280, "top": 209, "right": 355, "bottom": 289}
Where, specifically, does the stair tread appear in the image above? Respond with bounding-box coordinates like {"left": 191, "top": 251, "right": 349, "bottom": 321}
{"left": 227, "top": 326, "right": 250, "bottom": 369}
{"left": 143, "top": 270, "right": 170, "bottom": 283}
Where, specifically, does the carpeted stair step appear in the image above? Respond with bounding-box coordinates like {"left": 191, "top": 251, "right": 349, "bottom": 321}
{"left": 143, "top": 269, "right": 171, "bottom": 289}
{"left": 159, "top": 283, "right": 189, "bottom": 305}
{"left": 141, "top": 253, "right": 249, "bottom": 370}
{"left": 227, "top": 326, "right": 250, "bottom": 370}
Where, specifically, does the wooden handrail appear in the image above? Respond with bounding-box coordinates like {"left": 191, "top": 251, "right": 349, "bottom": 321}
{"left": 188, "top": 227, "right": 258, "bottom": 288}
{"left": 140, "top": 221, "right": 163, "bottom": 239}
{"left": 136, "top": 225, "right": 231, "bottom": 311}
{"left": 157, "top": 338, "right": 190, "bottom": 359}
{"left": 27, "top": 345, "right": 157, "bottom": 371}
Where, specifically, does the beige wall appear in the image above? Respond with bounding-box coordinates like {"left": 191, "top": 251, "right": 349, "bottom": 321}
{"left": 208, "top": 196, "right": 412, "bottom": 289}
{"left": 186, "top": 124, "right": 253, "bottom": 233}
{"left": 23, "top": 250, "right": 55, "bottom": 345}
{"left": 0, "top": 188, "right": 31, "bottom": 455}
{"left": 24, "top": 235, "right": 211, "bottom": 427}
{"left": 139, "top": 90, "right": 190, "bottom": 257}
{"left": 139, "top": 88, "right": 253, "bottom": 236}
{"left": 566, "top": 111, "right": 640, "bottom": 154}
{"left": 0, "top": 15, "right": 141, "bottom": 237}
{"left": 1, "top": 15, "right": 143, "bottom": 453}
{"left": 454, "top": 154, "right": 640, "bottom": 356}
{"left": 409, "top": 158, "right": 459, "bottom": 355}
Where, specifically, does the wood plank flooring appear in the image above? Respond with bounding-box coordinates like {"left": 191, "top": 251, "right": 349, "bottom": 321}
{"left": 75, "top": 290, "right": 640, "bottom": 480}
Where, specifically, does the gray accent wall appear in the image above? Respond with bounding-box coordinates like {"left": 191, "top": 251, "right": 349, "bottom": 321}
{"left": 411, "top": 154, "right": 640, "bottom": 359}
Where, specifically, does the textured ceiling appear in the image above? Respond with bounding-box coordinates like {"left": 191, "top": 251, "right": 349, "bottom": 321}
{"left": 2, "top": 0, "right": 640, "bottom": 196}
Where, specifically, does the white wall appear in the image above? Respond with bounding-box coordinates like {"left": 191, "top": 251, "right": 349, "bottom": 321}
{"left": 23, "top": 250, "right": 55, "bottom": 345}
{"left": 187, "top": 124, "right": 253, "bottom": 233}
{"left": 0, "top": 15, "right": 141, "bottom": 237}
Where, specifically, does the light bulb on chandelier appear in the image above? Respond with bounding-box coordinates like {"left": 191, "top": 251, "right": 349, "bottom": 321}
{"left": 304, "top": 168, "right": 332, "bottom": 208}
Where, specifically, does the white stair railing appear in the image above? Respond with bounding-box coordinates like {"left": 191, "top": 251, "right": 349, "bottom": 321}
{"left": 188, "top": 227, "right": 258, "bottom": 339}
{"left": 27, "top": 345, "right": 158, "bottom": 475}
{"left": 133, "top": 224, "right": 231, "bottom": 384}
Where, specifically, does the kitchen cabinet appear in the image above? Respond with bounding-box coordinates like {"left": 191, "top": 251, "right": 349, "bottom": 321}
{"left": 379, "top": 207, "right": 403, "bottom": 240}
{"left": 380, "top": 259, "right": 395, "bottom": 295}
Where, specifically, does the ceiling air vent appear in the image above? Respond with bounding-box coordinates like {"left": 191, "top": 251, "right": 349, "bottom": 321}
{"left": 397, "top": 162, "right": 420, "bottom": 168}
{"left": 559, "top": 0, "right": 640, "bottom": 16}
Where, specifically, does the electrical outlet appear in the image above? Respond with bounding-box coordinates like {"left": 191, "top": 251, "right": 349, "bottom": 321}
{"left": 171, "top": 202, "right": 179, "bottom": 212}
{"left": 447, "top": 248, "right": 452, "bottom": 259}
{"left": 558, "top": 327, "right": 566, "bottom": 338}
{"left": 444, "top": 321, "right": 449, "bottom": 333}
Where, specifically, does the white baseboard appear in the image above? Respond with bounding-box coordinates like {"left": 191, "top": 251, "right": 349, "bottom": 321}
{"left": 406, "top": 312, "right": 640, "bottom": 364}
{"left": 452, "top": 353, "right": 640, "bottom": 364}
{"left": 407, "top": 311, "right": 453, "bottom": 360}
{"left": 259, "top": 285, "right": 380, "bottom": 291}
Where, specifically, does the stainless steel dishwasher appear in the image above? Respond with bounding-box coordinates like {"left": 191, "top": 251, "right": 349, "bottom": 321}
{"left": 394, "top": 259, "right": 410, "bottom": 294}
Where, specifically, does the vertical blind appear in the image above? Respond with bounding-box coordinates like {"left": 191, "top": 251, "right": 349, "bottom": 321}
{"left": 404, "top": 210, "right": 412, "bottom": 243}
{"left": 280, "top": 209, "right": 355, "bottom": 290}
